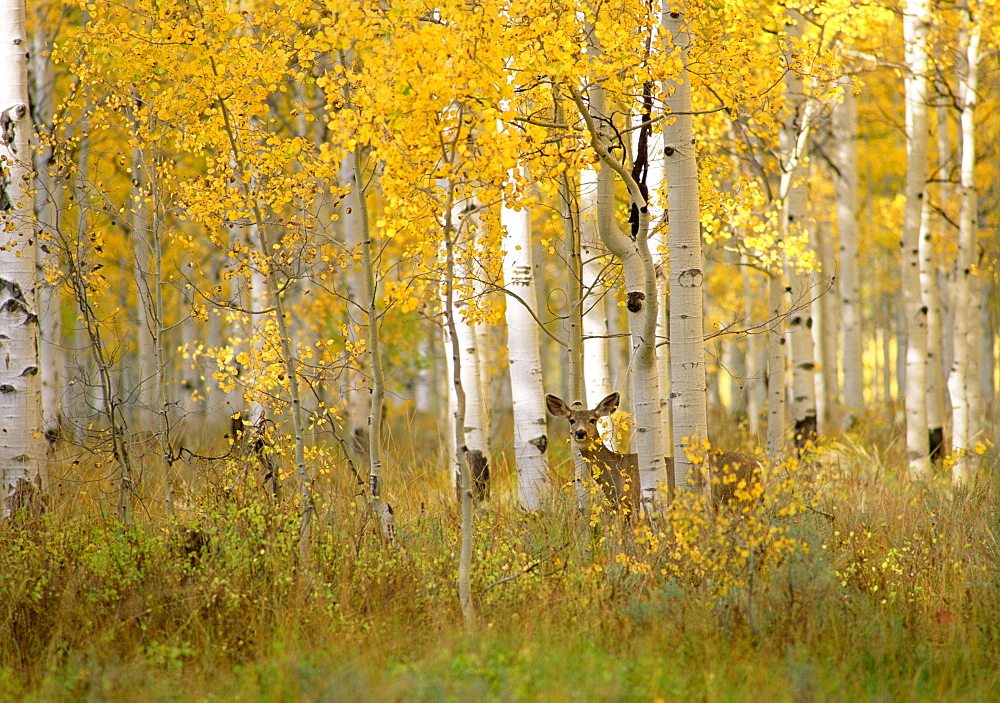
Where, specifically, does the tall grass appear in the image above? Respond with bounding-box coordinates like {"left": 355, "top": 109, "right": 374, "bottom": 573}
{"left": 2, "top": 413, "right": 998, "bottom": 701}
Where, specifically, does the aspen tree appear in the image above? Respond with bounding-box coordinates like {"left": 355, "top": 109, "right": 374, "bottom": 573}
{"left": 443, "top": 199, "right": 491, "bottom": 505}
{"left": 919, "top": 193, "right": 945, "bottom": 463}
{"left": 949, "top": 15, "right": 983, "bottom": 483}
{"left": 901, "top": 0, "right": 933, "bottom": 478}
{"left": 928, "top": 91, "right": 952, "bottom": 464}
{"left": 339, "top": 153, "right": 373, "bottom": 468}
{"left": 441, "top": 185, "right": 476, "bottom": 626}
{"left": 569, "top": 78, "right": 668, "bottom": 506}
{"left": 0, "top": 0, "right": 42, "bottom": 515}
{"left": 578, "top": 29, "right": 616, "bottom": 450}
{"left": 833, "top": 81, "right": 863, "bottom": 428}
{"left": 661, "top": 2, "right": 706, "bottom": 492}
{"left": 501, "top": 180, "right": 550, "bottom": 510}
{"left": 346, "top": 144, "right": 397, "bottom": 541}
{"left": 780, "top": 10, "right": 818, "bottom": 451}
{"left": 555, "top": 142, "right": 591, "bottom": 512}
{"left": 30, "top": 14, "right": 62, "bottom": 446}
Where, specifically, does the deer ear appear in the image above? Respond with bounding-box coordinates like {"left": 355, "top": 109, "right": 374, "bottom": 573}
{"left": 545, "top": 394, "right": 572, "bottom": 418}
{"left": 595, "top": 392, "right": 620, "bottom": 417}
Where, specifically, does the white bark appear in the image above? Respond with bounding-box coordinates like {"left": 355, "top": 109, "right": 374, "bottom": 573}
{"left": 129, "top": 145, "right": 157, "bottom": 428}
{"left": 339, "top": 154, "right": 372, "bottom": 459}
{"left": 643, "top": 110, "right": 673, "bottom": 457}
{"left": 556, "top": 159, "right": 590, "bottom": 512}
{"left": 901, "top": 0, "right": 933, "bottom": 478}
{"left": 812, "top": 219, "right": 839, "bottom": 435}
{"left": 441, "top": 187, "right": 475, "bottom": 625}
{"left": 741, "top": 255, "right": 764, "bottom": 438}
{"left": 569, "top": 78, "right": 666, "bottom": 505}
{"left": 949, "top": 20, "right": 982, "bottom": 483}
{"left": 0, "top": 0, "right": 42, "bottom": 515}
{"left": 833, "top": 82, "right": 864, "bottom": 429}
{"left": 766, "top": 271, "right": 788, "bottom": 459}
{"left": 662, "top": 4, "right": 707, "bottom": 491}
{"left": 781, "top": 10, "right": 817, "bottom": 450}
{"left": 31, "top": 22, "right": 61, "bottom": 446}
{"left": 919, "top": 192, "right": 945, "bottom": 461}
{"left": 444, "top": 201, "right": 490, "bottom": 498}
{"left": 579, "top": 159, "right": 612, "bottom": 409}
{"left": 501, "top": 190, "right": 550, "bottom": 510}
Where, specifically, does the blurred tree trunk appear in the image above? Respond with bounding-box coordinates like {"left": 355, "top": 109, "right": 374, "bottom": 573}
{"left": 949, "top": 17, "right": 983, "bottom": 483}
{"left": 30, "top": 16, "right": 63, "bottom": 449}
{"left": 833, "top": 81, "right": 863, "bottom": 429}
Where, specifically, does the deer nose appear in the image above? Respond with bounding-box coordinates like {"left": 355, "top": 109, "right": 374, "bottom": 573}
{"left": 574, "top": 429, "right": 587, "bottom": 440}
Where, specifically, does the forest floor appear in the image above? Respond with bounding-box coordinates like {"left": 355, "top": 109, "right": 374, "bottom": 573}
{"left": 2, "top": 413, "right": 998, "bottom": 701}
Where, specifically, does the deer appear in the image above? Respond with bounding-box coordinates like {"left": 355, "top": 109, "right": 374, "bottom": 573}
{"left": 545, "top": 392, "right": 762, "bottom": 514}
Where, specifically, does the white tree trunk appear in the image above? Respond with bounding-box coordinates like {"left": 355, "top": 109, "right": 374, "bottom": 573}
{"left": 919, "top": 193, "right": 945, "bottom": 462}
{"left": 444, "top": 202, "right": 490, "bottom": 499}
{"left": 339, "top": 153, "right": 372, "bottom": 461}
{"left": 501, "top": 190, "right": 550, "bottom": 510}
{"left": 31, "top": 22, "right": 62, "bottom": 447}
{"left": 833, "top": 82, "right": 864, "bottom": 429}
{"left": 812, "top": 220, "right": 839, "bottom": 435}
{"left": 741, "top": 255, "right": 764, "bottom": 439}
{"left": 0, "top": 0, "right": 42, "bottom": 515}
{"left": 781, "top": 10, "right": 818, "bottom": 450}
{"left": 949, "top": 20, "right": 982, "bottom": 483}
{"left": 901, "top": 0, "right": 933, "bottom": 478}
{"left": 569, "top": 77, "right": 666, "bottom": 505}
{"left": 662, "top": 4, "right": 707, "bottom": 491}
{"left": 130, "top": 145, "right": 157, "bottom": 429}
{"left": 579, "top": 161, "right": 612, "bottom": 409}
{"left": 643, "top": 110, "right": 673, "bottom": 458}
{"left": 766, "top": 271, "right": 788, "bottom": 459}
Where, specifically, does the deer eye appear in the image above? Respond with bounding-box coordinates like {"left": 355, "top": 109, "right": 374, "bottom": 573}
{"left": 589, "top": 419, "right": 597, "bottom": 424}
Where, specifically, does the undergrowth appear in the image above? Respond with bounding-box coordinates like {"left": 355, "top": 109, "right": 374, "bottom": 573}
{"left": 1, "top": 421, "right": 998, "bottom": 701}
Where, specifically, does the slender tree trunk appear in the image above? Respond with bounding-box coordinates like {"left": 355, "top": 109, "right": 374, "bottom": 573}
{"left": 339, "top": 154, "right": 373, "bottom": 468}
{"left": 0, "top": 0, "right": 42, "bottom": 515}
{"left": 348, "top": 146, "right": 397, "bottom": 540}
{"left": 501, "top": 185, "right": 550, "bottom": 510}
{"left": 129, "top": 144, "right": 156, "bottom": 430}
{"left": 570, "top": 79, "right": 667, "bottom": 506}
{"left": 901, "top": 0, "right": 933, "bottom": 478}
{"left": 929, "top": 95, "right": 952, "bottom": 462}
{"left": 645, "top": 112, "right": 673, "bottom": 460}
{"left": 813, "top": 219, "right": 840, "bottom": 435}
{"left": 31, "top": 20, "right": 62, "bottom": 449}
{"left": 781, "top": 10, "right": 818, "bottom": 450}
{"left": 579, "top": 152, "right": 612, "bottom": 409}
{"left": 216, "top": 97, "right": 313, "bottom": 556}
{"left": 662, "top": 4, "right": 706, "bottom": 492}
{"left": 766, "top": 271, "right": 787, "bottom": 460}
{"left": 741, "top": 255, "right": 764, "bottom": 439}
{"left": 834, "top": 81, "right": 864, "bottom": 430}
{"left": 444, "top": 201, "right": 490, "bottom": 504}
{"left": 919, "top": 194, "right": 945, "bottom": 463}
{"left": 442, "top": 187, "right": 475, "bottom": 626}
{"left": 557, "top": 162, "right": 590, "bottom": 512}
{"left": 949, "top": 19, "right": 982, "bottom": 483}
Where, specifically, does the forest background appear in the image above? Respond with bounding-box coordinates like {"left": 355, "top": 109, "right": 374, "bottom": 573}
{"left": 1, "top": 0, "right": 999, "bottom": 699}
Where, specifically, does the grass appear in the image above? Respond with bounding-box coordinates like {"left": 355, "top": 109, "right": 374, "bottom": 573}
{"left": 2, "top": 413, "right": 999, "bottom": 701}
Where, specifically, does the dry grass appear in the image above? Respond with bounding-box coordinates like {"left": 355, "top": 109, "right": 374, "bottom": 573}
{"left": 2, "top": 411, "right": 998, "bottom": 701}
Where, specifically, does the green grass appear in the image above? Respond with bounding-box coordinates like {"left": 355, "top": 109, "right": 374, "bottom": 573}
{"left": 2, "top": 421, "right": 999, "bottom": 701}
